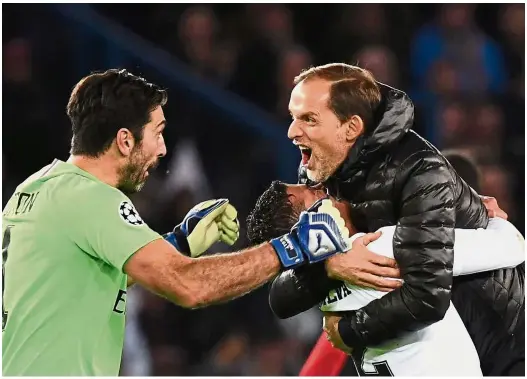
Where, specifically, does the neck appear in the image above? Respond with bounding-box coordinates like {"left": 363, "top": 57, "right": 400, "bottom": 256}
{"left": 340, "top": 201, "right": 358, "bottom": 236}
{"left": 331, "top": 199, "right": 358, "bottom": 236}
{"left": 67, "top": 154, "right": 120, "bottom": 188}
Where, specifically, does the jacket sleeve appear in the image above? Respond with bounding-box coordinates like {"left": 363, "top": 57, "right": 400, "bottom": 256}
{"left": 338, "top": 150, "right": 456, "bottom": 347}
{"left": 269, "top": 262, "right": 341, "bottom": 319}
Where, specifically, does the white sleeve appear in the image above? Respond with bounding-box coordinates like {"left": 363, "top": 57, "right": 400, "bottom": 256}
{"left": 348, "top": 226, "right": 396, "bottom": 259}
{"left": 453, "top": 218, "right": 525, "bottom": 276}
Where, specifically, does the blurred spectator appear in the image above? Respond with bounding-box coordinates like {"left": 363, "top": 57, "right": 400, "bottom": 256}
{"left": 173, "top": 6, "right": 230, "bottom": 83}
{"left": 275, "top": 45, "right": 313, "bottom": 121}
{"left": 412, "top": 4, "right": 507, "bottom": 97}
{"left": 442, "top": 150, "right": 482, "bottom": 192}
{"left": 247, "top": 4, "right": 294, "bottom": 50}
{"left": 229, "top": 5, "right": 297, "bottom": 112}
{"left": 3, "top": 38, "right": 32, "bottom": 84}
{"left": 438, "top": 100, "right": 469, "bottom": 148}
{"left": 3, "top": 37, "right": 64, "bottom": 183}
{"left": 480, "top": 164, "right": 516, "bottom": 222}
{"left": 327, "top": 4, "right": 389, "bottom": 61}
{"left": 498, "top": 4, "right": 525, "bottom": 90}
{"left": 353, "top": 45, "right": 400, "bottom": 87}
{"left": 469, "top": 101, "right": 505, "bottom": 160}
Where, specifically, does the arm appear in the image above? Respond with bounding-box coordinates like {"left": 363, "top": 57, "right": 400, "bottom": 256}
{"left": 336, "top": 151, "right": 457, "bottom": 347}
{"left": 269, "top": 263, "right": 341, "bottom": 319}
{"left": 453, "top": 218, "right": 525, "bottom": 276}
{"left": 126, "top": 207, "right": 354, "bottom": 309}
{"left": 268, "top": 233, "right": 401, "bottom": 319}
{"left": 125, "top": 239, "right": 280, "bottom": 308}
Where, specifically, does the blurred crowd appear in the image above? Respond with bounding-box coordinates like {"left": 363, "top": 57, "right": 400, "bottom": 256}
{"left": 3, "top": 4, "right": 525, "bottom": 376}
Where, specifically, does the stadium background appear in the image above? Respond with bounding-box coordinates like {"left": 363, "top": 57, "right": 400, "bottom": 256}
{"left": 2, "top": 3, "right": 524, "bottom": 376}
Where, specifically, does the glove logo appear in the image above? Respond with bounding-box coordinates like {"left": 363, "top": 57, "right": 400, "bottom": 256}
{"left": 118, "top": 201, "right": 144, "bottom": 226}
{"left": 308, "top": 229, "right": 336, "bottom": 256}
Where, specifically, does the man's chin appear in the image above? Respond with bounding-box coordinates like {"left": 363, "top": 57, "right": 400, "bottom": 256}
{"left": 306, "top": 168, "right": 330, "bottom": 183}
{"left": 118, "top": 180, "right": 146, "bottom": 195}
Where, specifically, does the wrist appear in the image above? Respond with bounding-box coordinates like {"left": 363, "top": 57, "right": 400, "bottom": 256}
{"left": 164, "top": 226, "right": 191, "bottom": 255}
{"left": 270, "top": 234, "right": 305, "bottom": 269}
{"left": 325, "top": 254, "right": 342, "bottom": 280}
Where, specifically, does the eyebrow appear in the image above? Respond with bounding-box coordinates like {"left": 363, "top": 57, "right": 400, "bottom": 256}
{"left": 156, "top": 120, "right": 166, "bottom": 129}
{"left": 290, "top": 110, "right": 320, "bottom": 119}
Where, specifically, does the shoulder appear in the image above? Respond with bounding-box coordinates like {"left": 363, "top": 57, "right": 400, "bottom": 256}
{"left": 391, "top": 132, "right": 450, "bottom": 178}
{"left": 55, "top": 175, "right": 139, "bottom": 223}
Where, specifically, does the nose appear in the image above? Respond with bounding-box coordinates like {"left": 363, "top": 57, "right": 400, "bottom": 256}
{"left": 287, "top": 120, "right": 303, "bottom": 140}
{"left": 158, "top": 136, "right": 167, "bottom": 158}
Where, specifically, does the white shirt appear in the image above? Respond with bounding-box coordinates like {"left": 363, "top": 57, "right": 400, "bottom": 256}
{"left": 320, "top": 218, "right": 525, "bottom": 376}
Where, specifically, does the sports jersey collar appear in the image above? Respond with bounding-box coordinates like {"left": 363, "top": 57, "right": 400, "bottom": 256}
{"left": 51, "top": 159, "right": 109, "bottom": 186}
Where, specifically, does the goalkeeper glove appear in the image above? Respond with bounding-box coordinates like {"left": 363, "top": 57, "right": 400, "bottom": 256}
{"left": 165, "top": 199, "right": 240, "bottom": 257}
{"left": 270, "top": 199, "right": 350, "bottom": 269}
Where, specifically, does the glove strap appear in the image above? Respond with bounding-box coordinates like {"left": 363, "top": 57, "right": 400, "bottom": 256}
{"left": 164, "top": 226, "right": 191, "bottom": 255}
{"left": 270, "top": 234, "right": 305, "bottom": 269}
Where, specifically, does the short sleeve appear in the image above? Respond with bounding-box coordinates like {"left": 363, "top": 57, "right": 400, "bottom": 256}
{"left": 67, "top": 181, "right": 162, "bottom": 272}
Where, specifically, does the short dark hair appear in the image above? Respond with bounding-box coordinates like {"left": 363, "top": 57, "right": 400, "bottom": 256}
{"left": 246, "top": 181, "right": 302, "bottom": 245}
{"left": 67, "top": 69, "right": 168, "bottom": 157}
{"left": 443, "top": 151, "right": 481, "bottom": 192}
{"left": 294, "top": 63, "right": 382, "bottom": 132}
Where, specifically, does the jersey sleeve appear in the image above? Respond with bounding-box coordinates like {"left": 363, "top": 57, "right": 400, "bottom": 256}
{"left": 68, "top": 183, "right": 162, "bottom": 272}
{"left": 453, "top": 218, "right": 525, "bottom": 276}
{"left": 348, "top": 226, "right": 396, "bottom": 258}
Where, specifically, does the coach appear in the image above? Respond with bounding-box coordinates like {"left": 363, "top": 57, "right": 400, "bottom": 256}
{"left": 271, "top": 63, "right": 524, "bottom": 374}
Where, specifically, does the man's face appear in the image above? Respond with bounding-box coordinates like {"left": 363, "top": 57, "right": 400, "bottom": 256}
{"left": 117, "top": 106, "right": 167, "bottom": 194}
{"left": 285, "top": 184, "right": 353, "bottom": 231}
{"left": 287, "top": 79, "right": 352, "bottom": 183}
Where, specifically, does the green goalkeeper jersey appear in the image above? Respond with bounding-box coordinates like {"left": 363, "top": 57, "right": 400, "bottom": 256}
{"left": 2, "top": 160, "right": 162, "bottom": 376}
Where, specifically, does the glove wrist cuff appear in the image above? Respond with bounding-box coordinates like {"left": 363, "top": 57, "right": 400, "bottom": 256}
{"left": 270, "top": 235, "right": 305, "bottom": 269}
{"left": 165, "top": 226, "right": 191, "bottom": 255}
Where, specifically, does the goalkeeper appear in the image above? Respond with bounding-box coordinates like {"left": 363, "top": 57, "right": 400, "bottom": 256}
{"left": 2, "top": 69, "right": 356, "bottom": 376}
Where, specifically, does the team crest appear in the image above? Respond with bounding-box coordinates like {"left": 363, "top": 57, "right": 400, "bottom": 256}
{"left": 119, "top": 201, "right": 144, "bottom": 226}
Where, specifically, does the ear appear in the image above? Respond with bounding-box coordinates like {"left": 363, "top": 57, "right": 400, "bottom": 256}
{"left": 115, "top": 128, "right": 135, "bottom": 157}
{"left": 344, "top": 115, "right": 365, "bottom": 142}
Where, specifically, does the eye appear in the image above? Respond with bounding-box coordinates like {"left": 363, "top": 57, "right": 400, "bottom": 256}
{"left": 306, "top": 116, "right": 317, "bottom": 125}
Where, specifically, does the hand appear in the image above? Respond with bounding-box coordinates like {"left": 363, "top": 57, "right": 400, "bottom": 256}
{"left": 481, "top": 196, "right": 508, "bottom": 220}
{"left": 325, "top": 232, "right": 402, "bottom": 292}
{"left": 270, "top": 200, "right": 350, "bottom": 269}
{"left": 165, "top": 199, "right": 240, "bottom": 257}
{"left": 322, "top": 312, "right": 352, "bottom": 354}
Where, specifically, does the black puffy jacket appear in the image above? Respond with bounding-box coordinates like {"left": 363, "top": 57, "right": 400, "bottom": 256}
{"left": 270, "top": 84, "right": 524, "bottom": 372}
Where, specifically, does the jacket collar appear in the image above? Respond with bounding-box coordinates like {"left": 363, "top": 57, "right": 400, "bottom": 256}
{"left": 330, "top": 83, "right": 415, "bottom": 183}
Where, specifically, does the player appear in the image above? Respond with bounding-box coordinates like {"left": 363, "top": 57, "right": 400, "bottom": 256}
{"left": 246, "top": 181, "right": 525, "bottom": 376}
{"left": 2, "top": 69, "right": 357, "bottom": 376}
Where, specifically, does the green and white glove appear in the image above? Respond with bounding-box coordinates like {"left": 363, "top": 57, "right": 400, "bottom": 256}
{"left": 164, "top": 199, "right": 240, "bottom": 257}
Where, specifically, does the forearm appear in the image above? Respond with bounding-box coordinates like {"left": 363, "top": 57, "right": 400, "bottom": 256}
{"left": 168, "top": 243, "right": 281, "bottom": 308}
{"left": 453, "top": 219, "right": 525, "bottom": 276}
{"left": 269, "top": 263, "right": 341, "bottom": 319}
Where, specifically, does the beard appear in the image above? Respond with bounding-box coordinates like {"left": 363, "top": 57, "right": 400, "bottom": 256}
{"left": 306, "top": 141, "right": 350, "bottom": 183}
{"left": 306, "top": 153, "right": 342, "bottom": 183}
{"left": 117, "top": 147, "right": 159, "bottom": 195}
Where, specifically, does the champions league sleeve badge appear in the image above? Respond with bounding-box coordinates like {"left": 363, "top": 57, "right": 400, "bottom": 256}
{"left": 118, "top": 201, "right": 145, "bottom": 226}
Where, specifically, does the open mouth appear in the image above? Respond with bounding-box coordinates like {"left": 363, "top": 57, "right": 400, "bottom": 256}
{"left": 299, "top": 147, "right": 312, "bottom": 166}
{"left": 144, "top": 160, "right": 160, "bottom": 178}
